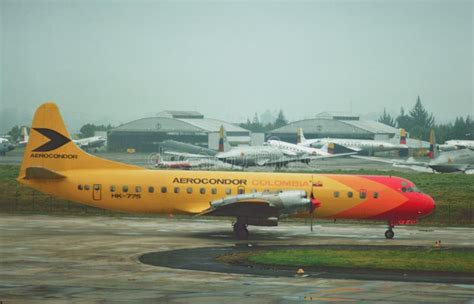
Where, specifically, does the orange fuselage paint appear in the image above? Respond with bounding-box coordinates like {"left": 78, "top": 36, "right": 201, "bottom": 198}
{"left": 20, "top": 169, "right": 433, "bottom": 222}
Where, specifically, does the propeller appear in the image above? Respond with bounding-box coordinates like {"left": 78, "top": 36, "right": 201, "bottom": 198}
{"left": 309, "top": 193, "right": 321, "bottom": 232}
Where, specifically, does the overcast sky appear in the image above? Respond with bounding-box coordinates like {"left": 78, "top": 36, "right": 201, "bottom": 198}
{"left": 1, "top": 0, "right": 472, "bottom": 131}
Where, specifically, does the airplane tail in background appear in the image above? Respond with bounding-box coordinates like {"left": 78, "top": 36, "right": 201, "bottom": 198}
{"left": 398, "top": 128, "right": 409, "bottom": 157}
{"left": 297, "top": 128, "right": 306, "bottom": 144}
{"left": 399, "top": 129, "right": 407, "bottom": 145}
{"left": 218, "top": 125, "right": 231, "bottom": 152}
{"left": 21, "top": 126, "right": 29, "bottom": 144}
{"left": 428, "top": 129, "right": 437, "bottom": 159}
{"left": 18, "top": 103, "right": 140, "bottom": 181}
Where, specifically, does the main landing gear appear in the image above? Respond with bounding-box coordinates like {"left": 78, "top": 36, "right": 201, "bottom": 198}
{"left": 233, "top": 221, "right": 249, "bottom": 240}
{"left": 385, "top": 224, "right": 395, "bottom": 239}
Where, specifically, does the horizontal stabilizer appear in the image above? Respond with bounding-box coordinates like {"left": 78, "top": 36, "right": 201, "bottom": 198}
{"left": 24, "top": 167, "right": 65, "bottom": 180}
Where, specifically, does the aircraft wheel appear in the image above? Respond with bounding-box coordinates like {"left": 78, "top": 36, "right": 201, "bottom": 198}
{"left": 385, "top": 229, "right": 394, "bottom": 239}
{"left": 233, "top": 222, "right": 249, "bottom": 240}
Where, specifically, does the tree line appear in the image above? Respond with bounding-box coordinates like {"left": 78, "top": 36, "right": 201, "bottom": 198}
{"left": 378, "top": 96, "right": 473, "bottom": 143}
{"left": 6, "top": 123, "right": 113, "bottom": 142}
{"left": 239, "top": 109, "right": 288, "bottom": 132}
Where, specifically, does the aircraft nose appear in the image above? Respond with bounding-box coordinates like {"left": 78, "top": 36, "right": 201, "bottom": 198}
{"left": 418, "top": 194, "right": 436, "bottom": 217}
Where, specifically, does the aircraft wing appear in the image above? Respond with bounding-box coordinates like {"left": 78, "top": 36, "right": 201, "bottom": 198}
{"left": 261, "top": 155, "right": 313, "bottom": 167}
{"left": 197, "top": 191, "right": 309, "bottom": 221}
{"left": 278, "top": 149, "right": 298, "bottom": 157}
{"left": 262, "top": 152, "right": 356, "bottom": 166}
{"left": 352, "top": 155, "right": 433, "bottom": 171}
{"left": 163, "top": 151, "right": 213, "bottom": 159}
{"left": 454, "top": 145, "right": 474, "bottom": 151}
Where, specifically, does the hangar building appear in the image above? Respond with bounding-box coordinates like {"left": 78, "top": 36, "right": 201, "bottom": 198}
{"left": 266, "top": 112, "right": 400, "bottom": 143}
{"left": 108, "top": 111, "right": 252, "bottom": 152}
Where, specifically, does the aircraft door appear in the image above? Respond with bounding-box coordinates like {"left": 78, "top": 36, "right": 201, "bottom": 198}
{"left": 93, "top": 184, "right": 102, "bottom": 200}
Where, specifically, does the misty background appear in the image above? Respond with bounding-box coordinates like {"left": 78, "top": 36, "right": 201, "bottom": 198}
{"left": 0, "top": 0, "right": 472, "bottom": 133}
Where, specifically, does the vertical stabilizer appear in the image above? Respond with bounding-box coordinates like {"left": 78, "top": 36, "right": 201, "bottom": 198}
{"left": 297, "top": 128, "right": 306, "bottom": 144}
{"left": 218, "top": 125, "right": 231, "bottom": 152}
{"left": 428, "top": 129, "right": 437, "bottom": 159}
{"left": 399, "top": 129, "right": 407, "bottom": 145}
{"left": 18, "top": 102, "right": 141, "bottom": 180}
{"left": 398, "top": 128, "right": 409, "bottom": 157}
{"left": 21, "top": 126, "right": 29, "bottom": 143}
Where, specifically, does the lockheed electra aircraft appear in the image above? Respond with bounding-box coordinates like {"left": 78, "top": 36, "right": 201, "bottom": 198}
{"left": 18, "top": 103, "right": 435, "bottom": 239}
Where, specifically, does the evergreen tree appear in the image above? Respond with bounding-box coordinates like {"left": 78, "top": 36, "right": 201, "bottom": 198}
{"left": 396, "top": 107, "right": 412, "bottom": 130}
{"left": 378, "top": 108, "right": 396, "bottom": 127}
{"left": 7, "top": 125, "right": 20, "bottom": 142}
{"left": 408, "top": 96, "right": 434, "bottom": 140}
{"left": 79, "top": 124, "right": 113, "bottom": 138}
{"left": 274, "top": 110, "right": 288, "bottom": 128}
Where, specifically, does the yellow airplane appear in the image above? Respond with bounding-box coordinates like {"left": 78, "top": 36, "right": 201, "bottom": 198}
{"left": 17, "top": 103, "right": 435, "bottom": 239}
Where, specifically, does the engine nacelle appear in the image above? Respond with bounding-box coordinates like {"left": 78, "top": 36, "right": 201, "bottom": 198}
{"left": 210, "top": 190, "right": 310, "bottom": 217}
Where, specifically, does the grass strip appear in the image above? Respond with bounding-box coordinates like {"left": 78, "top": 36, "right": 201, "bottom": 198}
{"left": 247, "top": 248, "right": 474, "bottom": 273}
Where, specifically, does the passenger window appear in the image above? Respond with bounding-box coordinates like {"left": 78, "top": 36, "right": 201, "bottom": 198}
{"left": 122, "top": 185, "right": 128, "bottom": 192}
{"left": 373, "top": 192, "right": 379, "bottom": 199}
{"left": 347, "top": 191, "right": 353, "bottom": 198}
{"left": 359, "top": 191, "right": 367, "bottom": 199}
{"left": 110, "top": 185, "right": 115, "bottom": 192}
{"left": 401, "top": 187, "right": 407, "bottom": 192}
{"left": 94, "top": 185, "right": 100, "bottom": 191}
{"left": 334, "top": 191, "right": 340, "bottom": 198}
{"left": 238, "top": 188, "right": 245, "bottom": 195}
{"left": 211, "top": 188, "right": 217, "bottom": 195}
{"left": 148, "top": 186, "right": 154, "bottom": 193}
{"left": 135, "top": 186, "right": 142, "bottom": 193}
{"left": 187, "top": 187, "right": 193, "bottom": 194}
{"left": 78, "top": 185, "right": 83, "bottom": 190}
{"left": 200, "top": 188, "right": 206, "bottom": 194}
{"left": 174, "top": 187, "right": 180, "bottom": 194}
{"left": 225, "top": 188, "right": 232, "bottom": 195}
{"left": 161, "top": 187, "right": 167, "bottom": 193}
{"left": 84, "top": 185, "right": 90, "bottom": 191}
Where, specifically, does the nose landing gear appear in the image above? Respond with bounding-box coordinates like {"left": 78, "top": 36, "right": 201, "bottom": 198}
{"left": 385, "top": 223, "right": 395, "bottom": 239}
{"left": 385, "top": 228, "right": 394, "bottom": 239}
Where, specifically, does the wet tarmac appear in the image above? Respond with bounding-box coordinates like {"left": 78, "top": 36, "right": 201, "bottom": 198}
{"left": 1, "top": 215, "right": 473, "bottom": 303}
{"left": 140, "top": 245, "right": 474, "bottom": 285}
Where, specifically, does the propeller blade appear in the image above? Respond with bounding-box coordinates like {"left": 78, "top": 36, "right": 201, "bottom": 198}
{"left": 309, "top": 194, "right": 321, "bottom": 233}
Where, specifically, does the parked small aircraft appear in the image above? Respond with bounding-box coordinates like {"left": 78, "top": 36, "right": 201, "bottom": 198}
{"left": 353, "top": 130, "right": 474, "bottom": 174}
{"left": 297, "top": 128, "right": 407, "bottom": 155}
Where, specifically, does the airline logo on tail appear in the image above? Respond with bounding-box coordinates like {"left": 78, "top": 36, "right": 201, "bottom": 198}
{"left": 30, "top": 128, "right": 77, "bottom": 159}
{"left": 32, "top": 128, "right": 71, "bottom": 152}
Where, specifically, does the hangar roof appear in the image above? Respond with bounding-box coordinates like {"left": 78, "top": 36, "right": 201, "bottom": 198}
{"left": 269, "top": 113, "right": 398, "bottom": 136}
{"left": 157, "top": 111, "right": 204, "bottom": 119}
{"left": 112, "top": 116, "right": 249, "bottom": 134}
